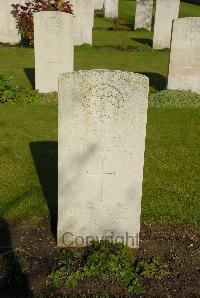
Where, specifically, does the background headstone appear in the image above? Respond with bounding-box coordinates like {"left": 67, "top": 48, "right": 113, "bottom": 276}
{"left": 168, "top": 17, "right": 200, "bottom": 94}
{"left": 104, "top": 0, "right": 118, "bottom": 18}
{"left": 94, "top": 0, "right": 104, "bottom": 10}
{"left": 134, "top": 0, "right": 153, "bottom": 31}
{"left": 58, "top": 70, "right": 149, "bottom": 248}
{"left": 71, "top": 0, "right": 94, "bottom": 45}
{"left": 34, "top": 11, "right": 74, "bottom": 93}
{"left": 0, "top": 0, "right": 25, "bottom": 44}
{"left": 153, "top": 0, "right": 180, "bottom": 49}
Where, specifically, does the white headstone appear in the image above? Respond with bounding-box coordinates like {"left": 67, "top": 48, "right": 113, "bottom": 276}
{"left": 34, "top": 11, "right": 74, "bottom": 93}
{"left": 104, "top": 0, "right": 118, "bottom": 18}
{"left": 71, "top": 0, "right": 94, "bottom": 45}
{"left": 0, "top": 0, "right": 25, "bottom": 44}
{"left": 168, "top": 18, "right": 200, "bottom": 94}
{"left": 153, "top": 0, "right": 180, "bottom": 49}
{"left": 94, "top": 0, "right": 104, "bottom": 10}
{"left": 58, "top": 70, "right": 149, "bottom": 248}
{"left": 134, "top": 0, "right": 153, "bottom": 31}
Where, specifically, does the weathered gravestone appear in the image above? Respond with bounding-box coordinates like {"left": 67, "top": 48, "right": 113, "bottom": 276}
{"left": 153, "top": 0, "right": 180, "bottom": 49}
{"left": 58, "top": 70, "right": 149, "bottom": 248}
{"left": 168, "top": 18, "right": 200, "bottom": 94}
{"left": 0, "top": 0, "right": 25, "bottom": 44}
{"left": 94, "top": 0, "right": 104, "bottom": 10}
{"left": 71, "top": 0, "right": 94, "bottom": 45}
{"left": 134, "top": 0, "right": 153, "bottom": 31}
{"left": 34, "top": 11, "right": 74, "bottom": 93}
{"left": 104, "top": 0, "right": 118, "bottom": 18}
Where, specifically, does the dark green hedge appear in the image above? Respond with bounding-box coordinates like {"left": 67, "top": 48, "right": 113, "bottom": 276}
{"left": 181, "top": 0, "right": 200, "bottom": 5}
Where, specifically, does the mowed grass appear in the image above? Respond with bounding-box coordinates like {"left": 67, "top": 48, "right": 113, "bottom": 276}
{"left": 143, "top": 108, "right": 200, "bottom": 226}
{"left": 0, "top": 1, "right": 199, "bottom": 93}
{"left": 0, "top": 105, "right": 200, "bottom": 227}
{"left": 0, "top": 105, "right": 57, "bottom": 220}
{"left": 0, "top": 1, "right": 200, "bottom": 227}
{"left": 0, "top": 46, "right": 169, "bottom": 93}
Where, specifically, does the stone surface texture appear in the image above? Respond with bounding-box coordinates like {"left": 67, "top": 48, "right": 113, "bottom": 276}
{"left": 104, "top": 0, "right": 118, "bottom": 18}
{"left": 153, "top": 0, "right": 180, "bottom": 49}
{"left": 0, "top": 0, "right": 25, "bottom": 44}
{"left": 168, "top": 17, "right": 200, "bottom": 94}
{"left": 134, "top": 0, "right": 153, "bottom": 31}
{"left": 94, "top": 0, "right": 104, "bottom": 10}
{"left": 71, "top": 0, "right": 94, "bottom": 45}
{"left": 58, "top": 70, "right": 149, "bottom": 248}
{"left": 34, "top": 11, "right": 74, "bottom": 93}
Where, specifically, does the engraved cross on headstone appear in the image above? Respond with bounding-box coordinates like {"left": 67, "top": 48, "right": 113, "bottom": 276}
{"left": 86, "top": 160, "right": 115, "bottom": 201}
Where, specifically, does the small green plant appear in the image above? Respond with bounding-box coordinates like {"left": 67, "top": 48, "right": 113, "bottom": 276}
{"left": 0, "top": 75, "right": 39, "bottom": 103}
{"left": 149, "top": 89, "right": 200, "bottom": 108}
{"left": 0, "top": 74, "right": 16, "bottom": 102}
{"left": 2, "top": 248, "right": 29, "bottom": 286}
{"left": 48, "top": 241, "right": 169, "bottom": 295}
{"left": 113, "top": 18, "right": 130, "bottom": 31}
{"left": 135, "top": 44, "right": 152, "bottom": 52}
{"left": 77, "top": 43, "right": 93, "bottom": 51}
{"left": 118, "top": 33, "right": 129, "bottom": 51}
{"left": 134, "top": 28, "right": 149, "bottom": 33}
{"left": 137, "top": 257, "right": 170, "bottom": 279}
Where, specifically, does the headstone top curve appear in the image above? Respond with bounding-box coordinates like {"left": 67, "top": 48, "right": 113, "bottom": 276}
{"left": 59, "top": 69, "right": 149, "bottom": 85}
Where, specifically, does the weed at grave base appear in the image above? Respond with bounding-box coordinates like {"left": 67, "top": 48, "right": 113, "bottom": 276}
{"left": 47, "top": 241, "right": 169, "bottom": 295}
{"left": 1, "top": 247, "right": 29, "bottom": 287}
{"left": 0, "top": 74, "right": 39, "bottom": 104}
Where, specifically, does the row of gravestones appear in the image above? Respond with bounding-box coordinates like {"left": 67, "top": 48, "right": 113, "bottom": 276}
{"left": 35, "top": 6, "right": 199, "bottom": 246}
{"left": 0, "top": 1, "right": 200, "bottom": 248}
{"left": 135, "top": 0, "right": 180, "bottom": 49}
{"left": 34, "top": 11, "right": 200, "bottom": 94}
{"left": 1, "top": 0, "right": 199, "bottom": 94}
{"left": 0, "top": 0, "right": 182, "bottom": 49}
{"left": 135, "top": 0, "right": 200, "bottom": 93}
{"left": 0, "top": 0, "right": 118, "bottom": 46}
{"left": 36, "top": 11, "right": 199, "bottom": 247}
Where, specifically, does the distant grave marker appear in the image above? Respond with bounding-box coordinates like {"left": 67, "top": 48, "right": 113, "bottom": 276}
{"left": 71, "top": 0, "right": 94, "bottom": 45}
{"left": 34, "top": 11, "right": 74, "bottom": 93}
{"left": 94, "top": 0, "right": 104, "bottom": 10}
{"left": 168, "top": 17, "right": 200, "bottom": 94}
{"left": 104, "top": 0, "right": 118, "bottom": 18}
{"left": 0, "top": 0, "right": 25, "bottom": 44}
{"left": 134, "top": 0, "right": 153, "bottom": 31}
{"left": 153, "top": 0, "right": 180, "bottom": 49}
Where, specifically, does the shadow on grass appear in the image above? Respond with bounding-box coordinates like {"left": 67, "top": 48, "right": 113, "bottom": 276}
{"left": 24, "top": 68, "right": 35, "bottom": 89}
{"left": 30, "top": 142, "right": 58, "bottom": 239}
{"left": 140, "top": 72, "right": 167, "bottom": 91}
{"left": 95, "top": 10, "right": 104, "bottom": 18}
{"left": 131, "top": 38, "right": 152, "bottom": 47}
{"left": 0, "top": 219, "right": 32, "bottom": 296}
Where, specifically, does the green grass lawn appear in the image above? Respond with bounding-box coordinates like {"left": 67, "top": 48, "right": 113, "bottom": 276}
{"left": 0, "top": 1, "right": 199, "bottom": 93}
{"left": 0, "top": 105, "right": 199, "bottom": 228}
{"left": 0, "top": 46, "right": 169, "bottom": 93}
{"left": 0, "top": 0, "right": 200, "bottom": 228}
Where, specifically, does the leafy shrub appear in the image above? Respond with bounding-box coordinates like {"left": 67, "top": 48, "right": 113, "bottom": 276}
{"left": 135, "top": 44, "right": 152, "bottom": 52}
{"left": 134, "top": 28, "right": 149, "bottom": 32}
{"left": 112, "top": 18, "right": 130, "bottom": 31}
{"left": 48, "top": 241, "right": 169, "bottom": 295}
{"left": 119, "top": 33, "right": 129, "bottom": 51}
{"left": 0, "top": 75, "right": 39, "bottom": 103}
{"left": 181, "top": 0, "right": 199, "bottom": 4}
{"left": 149, "top": 90, "right": 200, "bottom": 108}
{"left": 12, "top": 0, "right": 73, "bottom": 47}
{"left": 2, "top": 248, "right": 29, "bottom": 286}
